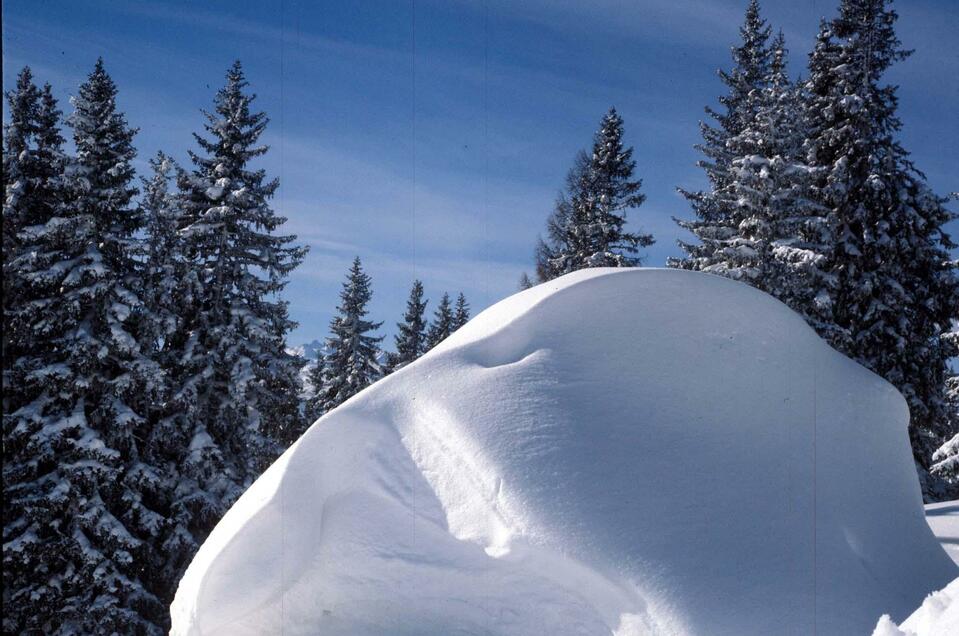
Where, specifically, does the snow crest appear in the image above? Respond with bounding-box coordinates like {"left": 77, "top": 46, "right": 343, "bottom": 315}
{"left": 172, "top": 268, "right": 955, "bottom": 635}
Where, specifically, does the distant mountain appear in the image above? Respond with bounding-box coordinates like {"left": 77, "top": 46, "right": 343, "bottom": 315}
{"left": 286, "top": 339, "right": 325, "bottom": 361}
{"left": 287, "top": 340, "right": 327, "bottom": 397}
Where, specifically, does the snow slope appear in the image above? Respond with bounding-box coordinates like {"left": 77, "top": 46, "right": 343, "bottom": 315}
{"left": 171, "top": 268, "right": 956, "bottom": 635}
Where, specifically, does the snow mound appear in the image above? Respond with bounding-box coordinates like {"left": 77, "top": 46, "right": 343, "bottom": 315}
{"left": 171, "top": 268, "right": 956, "bottom": 635}
{"left": 873, "top": 578, "right": 959, "bottom": 636}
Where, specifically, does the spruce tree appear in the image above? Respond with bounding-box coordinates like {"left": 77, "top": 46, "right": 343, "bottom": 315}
{"left": 176, "top": 60, "right": 307, "bottom": 480}
{"left": 519, "top": 272, "right": 534, "bottom": 290}
{"left": 3, "top": 60, "right": 168, "bottom": 634}
{"left": 930, "top": 373, "right": 958, "bottom": 498}
{"left": 803, "top": 0, "right": 959, "bottom": 479}
{"left": 3, "top": 71, "right": 64, "bottom": 404}
{"left": 2, "top": 68, "right": 40, "bottom": 324}
{"left": 672, "top": 0, "right": 772, "bottom": 272}
{"left": 697, "top": 30, "right": 836, "bottom": 334}
{"left": 140, "top": 152, "right": 188, "bottom": 356}
{"left": 453, "top": 292, "right": 470, "bottom": 330}
{"left": 305, "top": 355, "right": 326, "bottom": 422}
{"left": 312, "top": 257, "right": 383, "bottom": 416}
{"left": 386, "top": 279, "right": 428, "bottom": 372}
{"left": 536, "top": 108, "right": 653, "bottom": 280}
{"left": 426, "top": 292, "right": 455, "bottom": 349}
{"left": 138, "top": 151, "right": 216, "bottom": 609}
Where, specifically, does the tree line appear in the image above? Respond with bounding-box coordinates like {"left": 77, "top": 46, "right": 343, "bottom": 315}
{"left": 528, "top": 0, "right": 957, "bottom": 499}
{"left": 1, "top": 57, "right": 470, "bottom": 633}
{"left": 305, "top": 258, "right": 471, "bottom": 422}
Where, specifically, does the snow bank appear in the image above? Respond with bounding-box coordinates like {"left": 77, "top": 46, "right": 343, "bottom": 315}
{"left": 171, "top": 268, "right": 956, "bottom": 635}
{"left": 873, "top": 579, "right": 959, "bottom": 636}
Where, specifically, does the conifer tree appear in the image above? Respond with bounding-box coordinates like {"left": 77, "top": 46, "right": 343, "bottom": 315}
{"left": 140, "top": 152, "right": 187, "bottom": 356}
{"left": 386, "top": 279, "right": 428, "bottom": 372}
{"left": 2, "top": 71, "right": 64, "bottom": 402}
{"left": 137, "top": 151, "right": 217, "bottom": 608}
{"left": 536, "top": 108, "right": 653, "bottom": 280}
{"left": 453, "top": 292, "right": 470, "bottom": 330}
{"left": 802, "top": 0, "right": 958, "bottom": 478}
{"left": 3, "top": 60, "right": 168, "bottom": 634}
{"left": 519, "top": 272, "right": 534, "bottom": 290}
{"left": 2, "top": 68, "right": 40, "bottom": 316}
{"left": 176, "top": 60, "right": 307, "bottom": 481}
{"left": 930, "top": 373, "right": 959, "bottom": 497}
{"left": 672, "top": 0, "right": 772, "bottom": 272}
{"left": 696, "top": 30, "right": 836, "bottom": 334}
{"left": 312, "top": 257, "right": 383, "bottom": 416}
{"left": 426, "top": 292, "right": 455, "bottom": 349}
{"left": 305, "top": 355, "right": 326, "bottom": 422}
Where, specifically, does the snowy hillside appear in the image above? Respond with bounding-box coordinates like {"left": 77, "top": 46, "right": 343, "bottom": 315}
{"left": 171, "top": 268, "right": 956, "bottom": 635}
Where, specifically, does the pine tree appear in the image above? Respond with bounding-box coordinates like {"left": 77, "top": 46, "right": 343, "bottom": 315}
{"left": 2, "top": 68, "right": 40, "bottom": 322}
{"left": 311, "top": 257, "right": 383, "bottom": 416}
{"left": 176, "top": 60, "right": 307, "bottom": 481}
{"left": 536, "top": 108, "right": 653, "bottom": 280}
{"left": 930, "top": 374, "right": 959, "bottom": 497}
{"left": 140, "top": 152, "right": 187, "bottom": 356}
{"left": 453, "top": 292, "right": 470, "bottom": 330}
{"left": 305, "top": 355, "right": 326, "bottom": 421}
{"left": 519, "top": 272, "right": 534, "bottom": 290}
{"left": 386, "top": 279, "right": 428, "bottom": 372}
{"left": 697, "top": 30, "right": 836, "bottom": 334}
{"left": 4, "top": 60, "right": 168, "bottom": 634}
{"left": 672, "top": 0, "right": 772, "bottom": 272}
{"left": 802, "top": 0, "right": 959, "bottom": 479}
{"left": 426, "top": 292, "right": 455, "bottom": 349}
{"left": 3, "top": 70, "right": 64, "bottom": 405}
{"left": 137, "top": 151, "right": 217, "bottom": 610}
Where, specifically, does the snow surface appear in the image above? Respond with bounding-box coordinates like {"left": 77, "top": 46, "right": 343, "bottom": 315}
{"left": 872, "top": 579, "right": 959, "bottom": 636}
{"left": 171, "top": 268, "right": 956, "bottom": 635}
{"left": 926, "top": 501, "right": 959, "bottom": 567}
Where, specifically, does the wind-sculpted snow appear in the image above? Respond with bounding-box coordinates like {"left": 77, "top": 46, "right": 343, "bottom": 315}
{"left": 171, "top": 268, "right": 956, "bottom": 635}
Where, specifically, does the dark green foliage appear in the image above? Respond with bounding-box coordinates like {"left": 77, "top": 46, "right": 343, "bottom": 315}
{"left": 536, "top": 108, "right": 654, "bottom": 281}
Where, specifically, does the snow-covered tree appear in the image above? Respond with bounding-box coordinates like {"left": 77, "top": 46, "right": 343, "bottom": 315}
{"left": 930, "top": 373, "right": 959, "bottom": 497}
{"left": 310, "top": 257, "right": 383, "bottom": 417}
{"left": 2, "top": 70, "right": 65, "bottom": 405}
{"left": 3, "top": 59, "right": 169, "bottom": 634}
{"left": 386, "top": 279, "right": 428, "bottom": 373}
{"left": 672, "top": 0, "right": 773, "bottom": 272}
{"left": 453, "top": 292, "right": 470, "bottom": 330}
{"left": 140, "top": 151, "right": 188, "bottom": 356}
{"left": 701, "top": 31, "right": 836, "bottom": 334}
{"left": 175, "top": 60, "right": 307, "bottom": 482}
{"left": 802, "top": 0, "right": 959, "bottom": 477}
{"left": 136, "top": 150, "right": 219, "bottom": 609}
{"left": 536, "top": 108, "right": 653, "bottom": 280}
{"left": 426, "top": 292, "right": 455, "bottom": 349}
{"left": 2, "top": 68, "right": 41, "bottom": 323}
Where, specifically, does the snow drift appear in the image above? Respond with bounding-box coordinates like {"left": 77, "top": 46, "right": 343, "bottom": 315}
{"left": 873, "top": 579, "right": 959, "bottom": 636}
{"left": 171, "top": 268, "right": 955, "bottom": 635}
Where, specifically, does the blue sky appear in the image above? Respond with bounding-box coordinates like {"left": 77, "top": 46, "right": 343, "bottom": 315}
{"left": 4, "top": 0, "right": 957, "bottom": 347}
